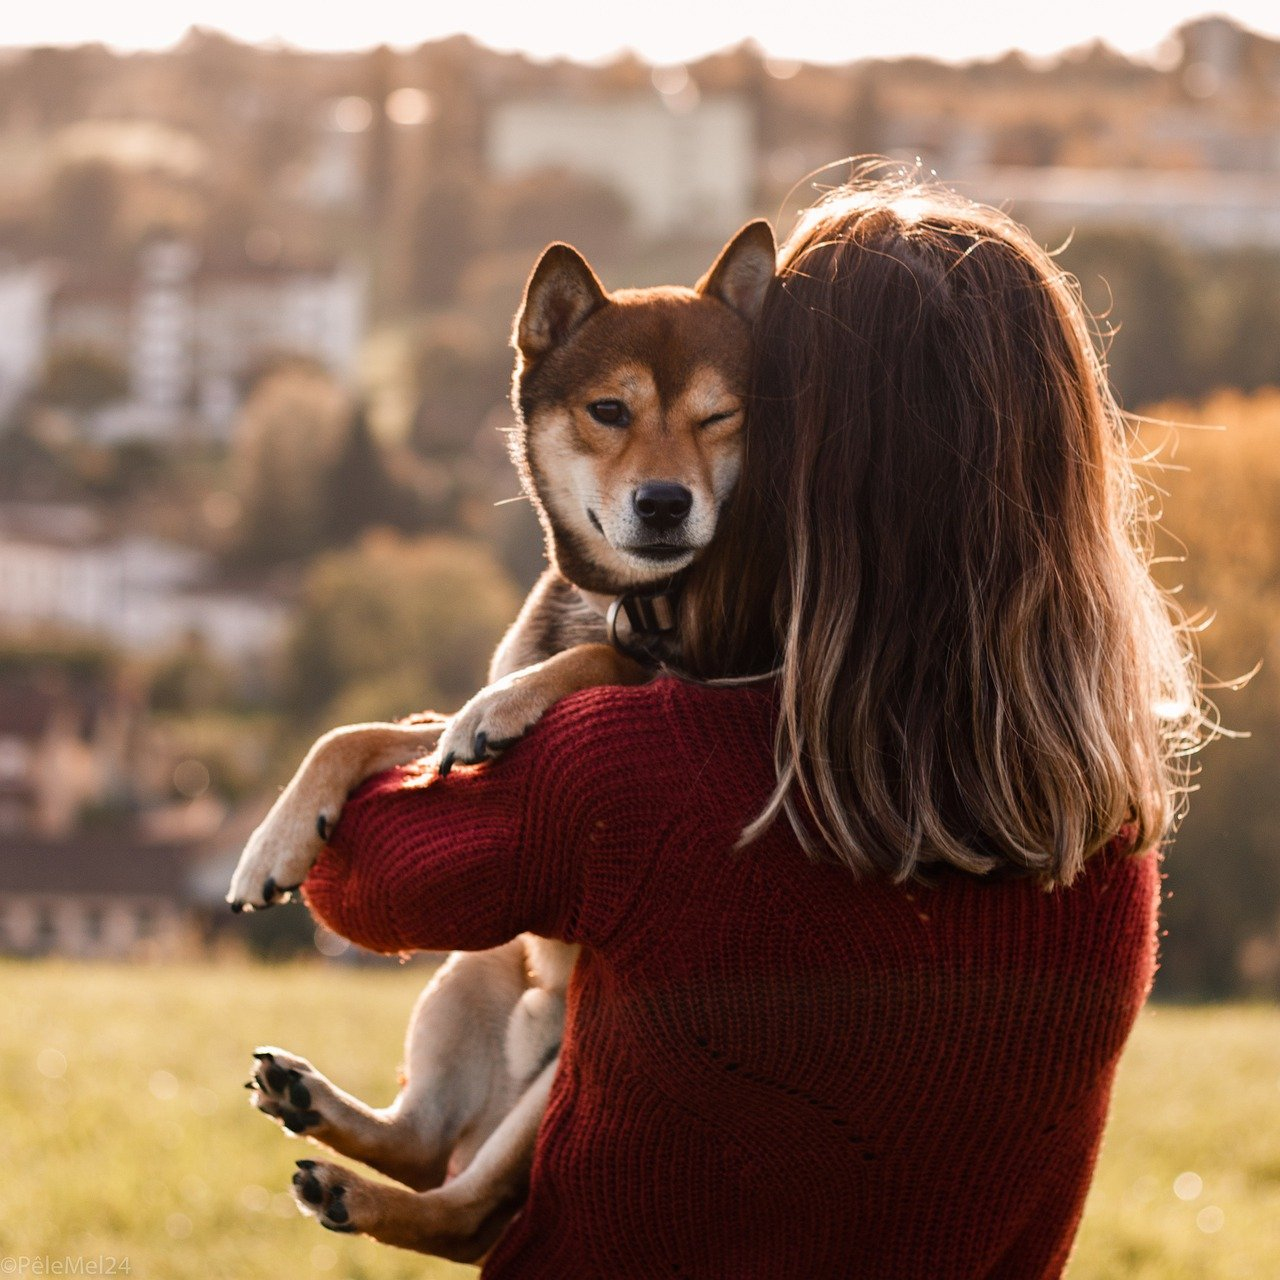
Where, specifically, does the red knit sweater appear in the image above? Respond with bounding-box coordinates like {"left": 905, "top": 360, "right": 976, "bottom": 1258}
{"left": 305, "top": 677, "right": 1159, "bottom": 1280}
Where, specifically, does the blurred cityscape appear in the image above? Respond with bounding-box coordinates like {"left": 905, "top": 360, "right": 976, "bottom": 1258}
{"left": 0, "top": 18, "right": 1277, "bottom": 992}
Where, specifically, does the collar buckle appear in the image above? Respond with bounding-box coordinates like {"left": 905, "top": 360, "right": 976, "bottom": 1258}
{"left": 607, "top": 587, "right": 680, "bottom": 661}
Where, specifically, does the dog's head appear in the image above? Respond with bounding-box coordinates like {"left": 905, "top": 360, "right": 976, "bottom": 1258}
{"left": 509, "top": 221, "right": 776, "bottom": 595}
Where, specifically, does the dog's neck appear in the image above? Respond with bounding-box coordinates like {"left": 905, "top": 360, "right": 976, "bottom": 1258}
{"left": 575, "top": 582, "right": 682, "bottom": 664}
{"left": 576, "top": 588, "right": 615, "bottom": 620}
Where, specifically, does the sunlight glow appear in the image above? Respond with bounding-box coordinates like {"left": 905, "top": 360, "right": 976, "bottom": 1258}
{"left": 5, "top": 1, "right": 1280, "bottom": 65}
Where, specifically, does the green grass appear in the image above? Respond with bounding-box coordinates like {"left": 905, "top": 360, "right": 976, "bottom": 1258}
{"left": 0, "top": 960, "right": 473, "bottom": 1280}
{"left": 1072, "top": 1005, "right": 1280, "bottom": 1279}
{"left": 0, "top": 962, "right": 1276, "bottom": 1279}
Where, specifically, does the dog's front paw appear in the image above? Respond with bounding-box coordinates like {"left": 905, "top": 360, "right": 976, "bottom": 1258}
{"left": 227, "top": 804, "right": 329, "bottom": 913}
{"left": 437, "top": 672, "right": 555, "bottom": 774}
{"left": 291, "top": 1159, "right": 365, "bottom": 1234}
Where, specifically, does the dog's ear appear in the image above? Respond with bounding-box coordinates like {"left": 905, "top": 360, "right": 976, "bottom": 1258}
{"left": 697, "top": 220, "right": 776, "bottom": 323}
{"left": 515, "top": 244, "right": 608, "bottom": 360}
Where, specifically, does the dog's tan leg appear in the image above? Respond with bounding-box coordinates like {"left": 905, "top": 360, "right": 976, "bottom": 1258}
{"left": 289, "top": 1059, "right": 557, "bottom": 1262}
{"left": 251, "top": 1045, "right": 438, "bottom": 1189}
{"left": 250, "top": 942, "right": 533, "bottom": 1191}
{"left": 439, "top": 643, "right": 650, "bottom": 766}
{"left": 228, "top": 719, "right": 445, "bottom": 911}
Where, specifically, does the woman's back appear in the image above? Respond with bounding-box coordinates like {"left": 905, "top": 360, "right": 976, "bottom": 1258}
{"left": 310, "top": 677, "right": 1158, "bottom": 1279}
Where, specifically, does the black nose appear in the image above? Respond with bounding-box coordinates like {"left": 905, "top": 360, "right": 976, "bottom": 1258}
{"left": 633, "top": 483, "right": 692, "bottom": 532}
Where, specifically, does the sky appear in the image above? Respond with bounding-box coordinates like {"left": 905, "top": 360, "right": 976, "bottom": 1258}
{"left": 3, "top": 0, "right": 1279, "bottom": 65}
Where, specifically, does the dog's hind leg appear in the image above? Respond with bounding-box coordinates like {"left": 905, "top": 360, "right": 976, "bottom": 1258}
{"left": 288, "top": 1058, "right": 557, "bottom": 1262}
{"left": 250, "top": 941, "right": 529, "bottom": 1191}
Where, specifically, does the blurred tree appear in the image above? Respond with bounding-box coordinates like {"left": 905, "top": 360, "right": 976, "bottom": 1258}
{"left": 1058, "top": 227, "right": 1200, "bottom": 407}
{"left": 37, "top": 345, "right": 128, "bottom": 414}
{"left": 844, "top": 71, "right": 887, "bottom": 158}
{"left": 407, "top": 182, "right": 479, "bottom": 308}
{"left": 232, "top": 362, "right": 440, "bottom": 564}
{"left": 230, "top": 361, "right": 351, "bottom": 563}
{"left": 41, "top": 161, "right": 125, "bottom": 265}
{"left": 0, "top": 420, "right": 68, "bottom": 501}
{"left": 1137, "top": 389, "right": 1280, "bottom": 997}
{"left": 989, "top": 120, "right": 1064, "bottom": 166}
{"left": 408, "top": 317, "right": 511, "bottom": 459}
{"left": 1199, "top": 248, "right": 1280, "bottom": 394}
{"left": 481, "top": 168, "right": 632, "bottom": 263}
{"left": 284, "top": 531, "right": 521, "bottom": 726}
{"left": 319, "top": 404, "right": 416, "bottom": 543}
{"left": 147, "top": 635, "right": 238, "bottom": 715}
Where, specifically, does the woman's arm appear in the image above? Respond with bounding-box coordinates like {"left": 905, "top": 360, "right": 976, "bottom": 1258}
{"left": 303, "top": 745, "right": 584, "bottom": 954}
{"left": 301, "top": 690, "right": 643, "bottom": 955}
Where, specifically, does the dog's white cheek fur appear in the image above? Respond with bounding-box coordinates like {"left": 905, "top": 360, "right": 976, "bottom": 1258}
{"left": 529, "top": 402, "right": 745, "bottom": 583}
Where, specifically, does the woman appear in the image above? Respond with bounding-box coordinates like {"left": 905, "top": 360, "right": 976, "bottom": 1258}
{"left": 300, "top": 180, "right": 1202, "bottom": 1277}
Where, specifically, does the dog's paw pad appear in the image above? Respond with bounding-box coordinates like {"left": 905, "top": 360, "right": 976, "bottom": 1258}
{"left": 248, "top": 1048, "right": 330, "bottom": 1136}
{"left": 292, "top": 1160, "right": 361, "bottom": 1234}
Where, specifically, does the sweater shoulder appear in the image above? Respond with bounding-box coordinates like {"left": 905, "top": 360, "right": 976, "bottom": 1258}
{"left": 534, "top": 675, "right": 775, "bottom": 759}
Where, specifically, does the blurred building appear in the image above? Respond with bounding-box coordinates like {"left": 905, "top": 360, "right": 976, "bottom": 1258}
{"left": 48, "top": 240, "right": 366, "bottom": 442}
{"left": 0, "top": 647, "right": 271, "bottom": 959}
{"left": 0, "top": 263, "right": 52, "bottom": 422}
{"left": 0, "top": 503, "right": 287, "bottom": 664}
{"left": 963, "top": 167, "right": 1280, "bottom": 247}
{"left": 0, "top": 665, "right": 136, "bottom": 839}
{"left": 0, "top": 834, "right": 200, "bottom": 959}
{"left": 488, "top": 96, "right": 755, "bottom": 238}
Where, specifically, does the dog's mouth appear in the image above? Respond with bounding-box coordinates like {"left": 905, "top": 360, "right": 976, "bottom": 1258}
{"left": 587, "top": 509, "right": 697, "bottom": 566}
{"left": 619, "top": 544, "right": 693, "bottom": 564}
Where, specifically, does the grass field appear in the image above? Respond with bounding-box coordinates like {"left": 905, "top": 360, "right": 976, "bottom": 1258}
{"left": 1, "top": 962, "right": 1277, "bottom": 1279}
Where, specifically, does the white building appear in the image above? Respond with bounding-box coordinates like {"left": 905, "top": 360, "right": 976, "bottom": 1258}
{"left": 48, "top": 242, "right": 366, "bottom": 443}
{"left": 488, "top": 95, "right": 755, "bottom": 239}
{"left": 960, "top": 166, "right": 1280, "bottom": 248}
{"left": 0, "top": 263, "right": 52, "bottom": 421}
{"left": 0, "top": 504, "right": 288, "bottom": 664}
{"left": 194, "top": 262, "right": 366, "bottom": 430}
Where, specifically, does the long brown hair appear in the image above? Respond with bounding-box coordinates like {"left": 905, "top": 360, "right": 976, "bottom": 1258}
{"left": 682, "top": 176, "right": 1205, "bottom": 885}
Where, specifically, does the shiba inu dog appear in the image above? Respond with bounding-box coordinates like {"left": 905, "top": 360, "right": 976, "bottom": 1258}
{"left": 227, "top": 219, "right": 776, "bottom": 1260}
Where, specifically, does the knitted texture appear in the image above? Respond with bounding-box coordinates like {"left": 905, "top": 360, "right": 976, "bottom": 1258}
{"left": 305, "top": 678, "right": 1160, "bottom": 1280}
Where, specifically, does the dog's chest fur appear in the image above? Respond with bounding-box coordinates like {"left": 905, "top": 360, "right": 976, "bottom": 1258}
{"left": 489, "top": 569, "right": 678, "bottom": 683}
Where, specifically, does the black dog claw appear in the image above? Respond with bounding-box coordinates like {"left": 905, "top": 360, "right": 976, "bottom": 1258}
{"left": 321, "top": 1220, "right": 355, "bottom": 1233}
{"left": 438, "top": 751, "right": 456, "bottom": 778}
{"left": 316, "top": 814, "right": 331, "bottom": 841}
{"left": 296, "top": 1159, "right": 316, "bottom": 1171}
{"left": 473, "top": 732, "right": 488, "bottom": 760}
{"left": 253, "top": 1050, "right": 274, "bottom": 1061}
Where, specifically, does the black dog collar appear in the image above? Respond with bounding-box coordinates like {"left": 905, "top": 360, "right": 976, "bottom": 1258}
{"left": 607, "top": 587, "right": 680, "bottom": 662}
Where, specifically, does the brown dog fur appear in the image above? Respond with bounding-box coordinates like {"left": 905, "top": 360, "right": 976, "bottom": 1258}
{"left": 229, "top": 220, "right": 776, "bottom": 1261}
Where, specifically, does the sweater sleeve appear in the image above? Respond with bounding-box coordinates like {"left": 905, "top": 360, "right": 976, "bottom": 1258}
{"left": 300, "top": 680, "right": 697, "bottom": 955}
{"left": 302, "top": 705, "right": 599, "bottom": 955}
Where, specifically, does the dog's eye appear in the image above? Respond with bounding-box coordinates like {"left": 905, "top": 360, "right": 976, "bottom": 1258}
{"left": 587, "top": 399, "right": 631, "bottom": 427}
{"left": 700, "top": 409, "right": 739, "bottom": 428}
